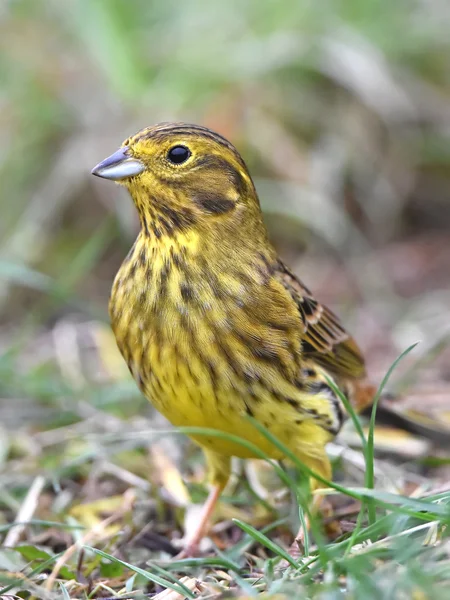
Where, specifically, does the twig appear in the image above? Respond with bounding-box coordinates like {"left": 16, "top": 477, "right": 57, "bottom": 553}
{"left": 351, "top": 521, "right": 438, "bottom": 554}
{"left": 4, "top": 475, "right": 46, "bottom": 547}
{"left": 44, "top": 488, "right": 136, "bottom": 591}
{"left": 100, "top": 461, "right": 151, "bottom": 491}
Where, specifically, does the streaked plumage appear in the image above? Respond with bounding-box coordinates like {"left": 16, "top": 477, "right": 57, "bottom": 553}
{"left": 92, "top": 122, "right": 373, "bottom": 553}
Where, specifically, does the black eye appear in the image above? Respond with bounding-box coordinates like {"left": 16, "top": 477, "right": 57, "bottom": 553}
{"left": 167, "top": 145, "right": 191, "bottom": 164}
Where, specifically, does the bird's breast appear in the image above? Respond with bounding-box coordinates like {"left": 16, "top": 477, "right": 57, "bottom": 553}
{"left": 108, "top": 233, "right": 317, "bottom": 456}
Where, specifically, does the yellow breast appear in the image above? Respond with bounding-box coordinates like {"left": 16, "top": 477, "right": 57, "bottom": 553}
{"left": 109, "top": 232, "right": 334, "bottom": 460}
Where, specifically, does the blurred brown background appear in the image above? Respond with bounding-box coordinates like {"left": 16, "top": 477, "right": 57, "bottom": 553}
{"left": 1, "top": 0, "right": 450, "bottom": 480}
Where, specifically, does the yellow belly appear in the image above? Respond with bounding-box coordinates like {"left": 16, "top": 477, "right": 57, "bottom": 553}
{"left": 109, "top": 235, "right": 336, "bottom": 464}
{"left": 130, "top": 340, "right": 333, "bottom": 461}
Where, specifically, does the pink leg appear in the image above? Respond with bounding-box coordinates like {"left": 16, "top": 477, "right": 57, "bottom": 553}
{"left": 177, "top": 485, "right": 222, "bottom": 558}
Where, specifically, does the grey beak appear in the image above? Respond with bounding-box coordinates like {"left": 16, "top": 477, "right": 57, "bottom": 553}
{"left": 91, "top": 147, "right": 145, "bottom": 180}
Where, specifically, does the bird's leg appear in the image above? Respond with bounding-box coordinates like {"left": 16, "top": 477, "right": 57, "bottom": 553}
{"left": 176, "top": 449, "right": 230, "bottom": 558}
{"left": 177, "top": 484, "right": 222, "bottom": 558}
{"left": 290, "top": 493, "right": 328, "bottom": 558}
{"left": 289, "top": 450, "right": 333, "bottom": 559}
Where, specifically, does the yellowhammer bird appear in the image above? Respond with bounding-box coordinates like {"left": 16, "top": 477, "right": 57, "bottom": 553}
{"left": 92, "top": 122, "right": 374, "bottom": 556}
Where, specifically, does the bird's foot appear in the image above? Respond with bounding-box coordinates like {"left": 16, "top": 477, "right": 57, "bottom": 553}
{"left": 173, "top": 485, "right": 222, "bottom": 560}
{"left": 288, "top": 528, "right": 306, "bottom": 560}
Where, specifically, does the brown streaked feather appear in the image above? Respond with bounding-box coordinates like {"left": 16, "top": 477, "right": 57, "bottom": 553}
{"left": 275, "top": 261, "right": 366, "bottom": 380}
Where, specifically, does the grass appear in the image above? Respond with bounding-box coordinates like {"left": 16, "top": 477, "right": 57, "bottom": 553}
{"left": 1, "top": 342, "right": 449, "bottom": 598}
{"left": 1, "top": 0, "right": 450, "bottom": 597}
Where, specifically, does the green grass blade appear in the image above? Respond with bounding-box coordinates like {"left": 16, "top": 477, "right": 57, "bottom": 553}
{"left": 233, "top": 518, "right": 299, "bottom": 569}
{"left": 325, "top": 374, "right": 367, "bottom": 452}
{"left": 162, "top": 556, "right": 242, "bottom": 572}
{"left": 151, "top": 426, "right": 449, "bottom": 520}
{"left": 59, "top": 582, "right": 71, "bottom": 600}
{"left": 0, "top": 551, "right": 64, "bottom": 594}
{"left": 0, "top": 520, "right": 85, "bottom": 533}
{"left": 225, "top": 517, "right": 289, "bottom": 560}
{"left": 84, "top": 547, "right": 196, "bottom": 598}
{"left": 298, "top": 504, "right": 310, "bottom": 556}
{"left": 366, "top": 342, "right": 419, "bottom": 524}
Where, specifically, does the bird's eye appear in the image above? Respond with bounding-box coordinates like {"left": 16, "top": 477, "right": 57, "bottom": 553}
{"left": 167, "top": 145, "right": 191, "bottom": 164}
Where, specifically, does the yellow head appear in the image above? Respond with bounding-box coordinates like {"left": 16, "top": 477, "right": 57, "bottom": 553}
{"left": 92, "top": 123, "right": 266, "bottom": 243}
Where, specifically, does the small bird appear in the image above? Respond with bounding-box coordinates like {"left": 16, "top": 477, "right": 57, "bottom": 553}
{"left": 92, "top": 123, "right": 374, "bottom": 555}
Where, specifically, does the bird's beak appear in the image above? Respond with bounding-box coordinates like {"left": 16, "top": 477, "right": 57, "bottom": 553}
{"left": 91, "top": 147, "right": 145, "bottom": 180}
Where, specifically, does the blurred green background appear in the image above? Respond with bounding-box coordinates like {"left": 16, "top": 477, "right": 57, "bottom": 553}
{"left": 0, "top": 0, "right": 449, "bottom": 408}
{"left": 1, "top": 0, "right": 450, "bottom": 452}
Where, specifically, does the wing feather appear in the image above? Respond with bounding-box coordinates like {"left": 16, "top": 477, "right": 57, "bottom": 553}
{"left": 275, "top": 261, "right": 366, "bottom": 379}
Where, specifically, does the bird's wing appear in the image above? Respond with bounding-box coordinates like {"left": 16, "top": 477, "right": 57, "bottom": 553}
{"left": 274, "top": 261, "right": 366, "bottom": 379}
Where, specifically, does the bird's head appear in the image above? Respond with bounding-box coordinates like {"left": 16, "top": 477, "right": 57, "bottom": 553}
{"left": 92, "top": 123, "right": 264, "bottom": 240}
